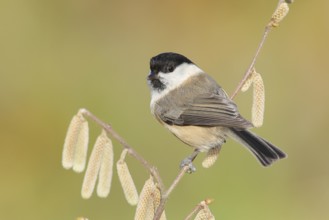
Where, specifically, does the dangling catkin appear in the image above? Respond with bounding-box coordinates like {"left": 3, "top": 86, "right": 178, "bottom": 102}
{"left": 241, "top": 69, "right": 265, "bottom": 128}
{"left": 96, "top": 130, "right": 114, "bottom": 198}
{"left": 72, "top": 119, "right": 89, "bottom": 173}
{"left": 271, "top": 2, "right": 290, "bottom": 27}
{"left": 202, "top": 146, "right": 221, "bottom": 168}
{"left": 251, "top": 72, "right": 265, "bottom": 127}
{"left": 81, "top": 130, "right": 108, "bottom": 199}
{"left": 62, "top": 112, "right": 89, "bottom": 170}
{"left": 76, "top": 217, "right": 89, "bottom": 220}
{"left": 134, "top": 177, "right": 156, "bottom": 220}
{"left": 152, "top": 185, "right": 167, "bottom": 220}
{"left": 117, "top": 149, "right": 139, "bottom": 205}
{"left": 241, "top": 73, "right": 254, "bottom": 92}
{"left": 194, "top": 202, "right": 215, "bottom": 220}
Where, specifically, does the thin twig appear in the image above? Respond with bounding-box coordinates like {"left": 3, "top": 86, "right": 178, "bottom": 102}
{"left": 164, "top": 166, "right": 189, "bottom": 198}
{"left": 231, "top": 0, "right": 289, "bottom": 99}
{"left": 184, "top": 199, "right": 214, "bottom": 220}
{"left": 230, "top": 25, "right": 272, "bottom": 99}
{"left": 80, "top": 108, "right": 188, "bottom": 220}
{"left": 153, "top": 166, "right": 189, "bottom": 220}
{"left": 184, "top": 204, "right": 204, "bottom": 220}
{"left": 80, "top": 108, "right": 166, "bottom": 192}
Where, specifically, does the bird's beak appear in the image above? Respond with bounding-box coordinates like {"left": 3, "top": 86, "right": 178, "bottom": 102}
{"left": 147, "top": 71, "right": 158, "bottom": 80}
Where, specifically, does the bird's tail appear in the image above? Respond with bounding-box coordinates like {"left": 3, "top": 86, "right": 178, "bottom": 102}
{"left": 229, "top": 129, "right": 287, "bottom": 166}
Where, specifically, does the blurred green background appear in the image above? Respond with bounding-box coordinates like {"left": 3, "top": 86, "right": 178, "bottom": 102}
{"left": 1, "top": 0, "right": 329, "bottom": 219}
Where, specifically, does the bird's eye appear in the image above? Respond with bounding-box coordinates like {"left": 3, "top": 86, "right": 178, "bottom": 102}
{"left": 167, "top": 66, "right": 174, "bottom": 72}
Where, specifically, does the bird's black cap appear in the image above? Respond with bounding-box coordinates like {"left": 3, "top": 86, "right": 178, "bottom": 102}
{"left": 150, "top": 52, "right": 193, "bottom": 74}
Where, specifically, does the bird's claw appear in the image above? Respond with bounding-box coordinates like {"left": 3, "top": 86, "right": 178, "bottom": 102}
{"left": 180, "top": 158, "right": 197, "bottom": 174}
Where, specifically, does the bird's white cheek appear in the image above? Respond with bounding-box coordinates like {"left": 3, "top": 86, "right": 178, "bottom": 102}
{"left": 150, "top": 99, "right": 156, "bottom": 116}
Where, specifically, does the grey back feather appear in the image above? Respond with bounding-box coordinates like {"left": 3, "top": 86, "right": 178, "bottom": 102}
{"left": 154, "top": 74, "right": 253, "bottom": 129}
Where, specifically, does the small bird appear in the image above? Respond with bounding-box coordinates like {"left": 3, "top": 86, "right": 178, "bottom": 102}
{"left": 147, "top": 52, "right": 286, "bottom": 170}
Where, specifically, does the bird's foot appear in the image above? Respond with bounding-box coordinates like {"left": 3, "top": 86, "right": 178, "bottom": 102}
{"left": 180, "top": 158, "right": 196, "bottom": 174}
{"left": 179, "top": 149, "right": 200, "bottom": 174}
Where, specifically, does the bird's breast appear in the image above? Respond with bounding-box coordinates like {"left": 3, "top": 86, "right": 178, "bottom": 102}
{"left": 164, "top": 124, "right": 228, "bottom": 152}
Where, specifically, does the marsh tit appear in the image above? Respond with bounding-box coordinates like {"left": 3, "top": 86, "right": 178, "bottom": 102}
{"left": 147, "top": 52, "right": 286, "bottom": 170}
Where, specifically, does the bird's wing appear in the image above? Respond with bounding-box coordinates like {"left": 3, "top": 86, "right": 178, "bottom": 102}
{"left": 159, "top": 92, "right": 253, "bottom": 129}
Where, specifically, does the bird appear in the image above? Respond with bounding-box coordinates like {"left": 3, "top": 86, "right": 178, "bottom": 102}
{"left": 147, "top": 52, "right": 286, "bottom": 171}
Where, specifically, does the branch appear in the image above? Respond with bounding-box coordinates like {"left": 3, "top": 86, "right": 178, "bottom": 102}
{"left": 230, "top": 26, "right": 271, "bottom": 99}
{"left": 80, "top": 108, "right": 190, "bottom": 220}
{"left": 80, "top": 108, "right": 166, "bottom": 192}
{"left": 231, "top": 0, "right": 291, "bottom": 99}
{"left": 154, "top": 166, "right": 189, "bottom": 220}
{"left": 184, "top": 199, "right": 214, "bottom": 220}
